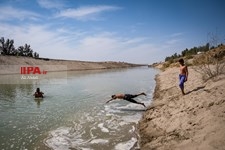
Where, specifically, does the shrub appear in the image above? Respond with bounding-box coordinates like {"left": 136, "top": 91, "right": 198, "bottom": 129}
{"left": 193, "top": 46, "right": 225, "bottom": 81}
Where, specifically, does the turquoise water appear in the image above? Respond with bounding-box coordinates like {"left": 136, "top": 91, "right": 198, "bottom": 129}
{"left": 0, "top": 67, "right": 158, "bottom": 150}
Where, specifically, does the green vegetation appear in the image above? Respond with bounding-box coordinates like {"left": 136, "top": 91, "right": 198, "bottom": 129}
{"left": 163, "top": 43, "right": 225, "bottom": 81}
{"left": 164, "top": 43, "right": 224, "bottom": 67}
{"left": 0, "top": 37, "right": 39, "bottom": 58}
{"left": 165, "top": 43, "right": 211, "bottom": 62}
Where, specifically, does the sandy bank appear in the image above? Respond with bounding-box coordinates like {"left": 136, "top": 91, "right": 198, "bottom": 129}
{"left": 139, "top": 67, "right": 225, "bottom": 150}
{"left": 0, "top": 56, "right": 143, "bottom": 74}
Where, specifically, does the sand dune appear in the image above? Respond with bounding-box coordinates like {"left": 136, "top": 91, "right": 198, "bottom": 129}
{"left": 139, "top": 67, "right": 225, "bottom": 150}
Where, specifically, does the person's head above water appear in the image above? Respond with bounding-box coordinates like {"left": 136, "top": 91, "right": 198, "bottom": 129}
{"left": 111, "top": 95, "right": 116, "bottom": 99}
{"left": 36, "top": 88, "right": 40, "bottom": 93}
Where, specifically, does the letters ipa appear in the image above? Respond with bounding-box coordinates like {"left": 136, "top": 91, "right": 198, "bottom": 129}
{"left": 20, "top": 67, "right": 47, "bottom": 74}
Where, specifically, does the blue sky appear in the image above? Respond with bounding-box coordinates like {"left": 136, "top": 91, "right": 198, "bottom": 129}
{"left": 0, "top": 0, "right": 225, "bottom": 64}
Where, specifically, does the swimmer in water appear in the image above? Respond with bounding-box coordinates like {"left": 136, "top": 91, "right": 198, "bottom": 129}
{"left": 106, "top": 92, "right": 146, "bottom": 107}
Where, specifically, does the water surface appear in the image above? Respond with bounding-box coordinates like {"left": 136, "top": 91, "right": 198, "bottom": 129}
{"left": 0, "top": 67, "right": 158, "bottom": 150}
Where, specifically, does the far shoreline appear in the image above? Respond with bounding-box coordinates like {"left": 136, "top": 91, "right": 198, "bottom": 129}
{"left": 0, "top": 55, "right": 147, "bottom": 75}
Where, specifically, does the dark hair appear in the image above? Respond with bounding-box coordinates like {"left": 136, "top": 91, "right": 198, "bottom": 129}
{"left": 111, "top": 95, "right": 115, "bottom": 98}
{"left": 178, "top": 58, "right": 184, "bottom": 64}
{"left": 36, "top": 88, "right": 40, "bottom": 92}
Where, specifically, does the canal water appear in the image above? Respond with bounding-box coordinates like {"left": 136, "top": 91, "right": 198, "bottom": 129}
{"left": 0, "top": 67, "right": 158, "bottom": 150}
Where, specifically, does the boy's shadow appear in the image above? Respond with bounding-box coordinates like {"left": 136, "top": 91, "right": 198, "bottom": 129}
{"left": 186, "top": 86, "right": 206, "bottom": 95}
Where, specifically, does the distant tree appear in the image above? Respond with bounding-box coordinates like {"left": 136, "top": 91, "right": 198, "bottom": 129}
{"left": 173, "top": 53, "right": 178, "bottom": 58}
{"left": 163, "top": 30, "right": 224, "bottom": 68}
{"left": 210, "top": 46, "right": 215, "bottom": 50}
{"left": 17, "top": 44, "right": 33, "bottom": 57}
{"left": 24, "top": 44, "right": 33, "bottom": 57}
{"left": 218, "top": 43, "right": 223, "bottom": 47}
{"left": 0, "top": 37, "right": 4, "bottom": 54}
{"left": 165, "top": 56, "right": 171, "bottom": 62}
{"left": 205, "top": 43, "right": 210, "bottom": 51}
{"left": 0, "top": 37, "right": 40, "bottom": 57}
{"left": 34, "top": 52, "right": 39, "bottom": 58}
{"left": 17, "top": 46, "right": 25, "bottom": 56}
{"left": 11, "top": 48, "right": 18, "bottom": 56}
{"left": 0, "top": 37, "right": 15, "bottom": 55}
{"left": 181, "top": 48, "right": 188, "bottom": 57}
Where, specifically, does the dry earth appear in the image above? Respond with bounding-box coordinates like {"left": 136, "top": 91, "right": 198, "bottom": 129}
{"left": 139, "top": 67, "right": 225, "bottom": 150}
{"left": 0, "top": 56, "right": 142, "bottom": 74}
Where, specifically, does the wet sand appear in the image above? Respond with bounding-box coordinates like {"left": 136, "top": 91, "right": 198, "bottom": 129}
{"left": 139, "top": 67, "right": 225, "bottom": 150}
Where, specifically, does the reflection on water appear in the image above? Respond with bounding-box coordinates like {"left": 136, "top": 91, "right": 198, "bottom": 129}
{"left": 34, "top": 98, "right": 44, "bottom": 108}
{"left": 0, "top": 84, "right": 33, "bottom": 100}
{"left": 0, "top": 67, "right": 159, "bottom": 150}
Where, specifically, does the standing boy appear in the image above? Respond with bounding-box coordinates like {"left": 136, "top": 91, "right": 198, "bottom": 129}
{"left": 178, "top": 58, "right": 188, "bottom": 95}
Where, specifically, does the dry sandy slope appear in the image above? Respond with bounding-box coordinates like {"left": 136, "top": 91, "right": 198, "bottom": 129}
{"left": 139, "top": 67, "right": 225, "bottom": 150}
{"left": 0, "top": 56, "right": 142, "bottom": 74}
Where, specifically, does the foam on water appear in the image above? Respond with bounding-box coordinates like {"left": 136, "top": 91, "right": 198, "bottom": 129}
{"left": 90, "top": 139, "right": 109, "bottom": 144}
{"left": 114, "top": 137, "right": 137, "bottom": 150}
{"left": 45, "top": 127, "right": 72, "bottom": 150}
{"left": 98, "top": 123, "right": 109, "bottom": 133}
{"left": 45, "top": 102, "right": 143, "bottom": 149}
{"left": 45, "top": 126, "right": 91, "bottom": 150}
{"left": 42, "top": 94, "right": 153, "bottom": 150}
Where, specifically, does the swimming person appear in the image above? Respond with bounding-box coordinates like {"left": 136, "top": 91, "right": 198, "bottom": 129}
{"left": 178, "top": 58, "right": 188, "bottom": 95}
{"left": 106, "top": 92, "right": 146, "bottom": 107}
{"left": 33, "top": 88, "right": 44, "bottom": 98}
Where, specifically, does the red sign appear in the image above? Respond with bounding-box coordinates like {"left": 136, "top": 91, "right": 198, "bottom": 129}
{"left": 20, "top": 67, "right": 47, "bottom": 74}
